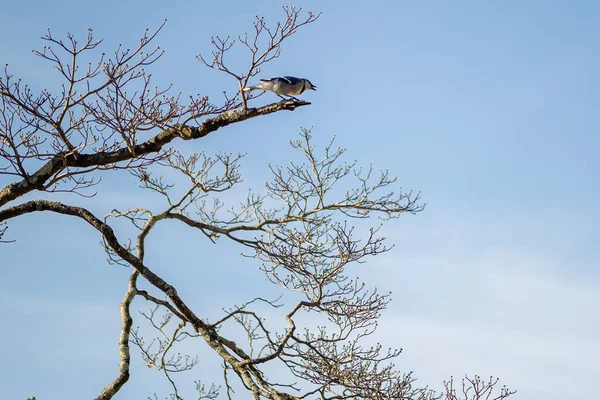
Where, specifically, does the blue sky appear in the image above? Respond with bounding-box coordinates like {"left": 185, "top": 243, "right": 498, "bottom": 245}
{"left": 1, "top": 1, "right": 599, "bottom": 399}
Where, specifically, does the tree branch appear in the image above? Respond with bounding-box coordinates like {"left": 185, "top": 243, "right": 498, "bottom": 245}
{"left": 95, "top": 270, "right": 138, "bottom": 400}
{"left": 0, "top": 99, "right": 310, "bottom": 208}
{"left": 0, "top": 199, "right": 306, "bottom": 400}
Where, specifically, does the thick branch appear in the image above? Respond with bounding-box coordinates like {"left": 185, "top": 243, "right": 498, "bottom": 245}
{"left": 0, "top": 200, "right": 215, "bottom": 335}
{"left": 95, "top": 270, "right": 138, "bottom": 400}
{"left": 0, "top": 199, "right": 299, "bottom": 400}
{"left": 0, "top": 99, "right": 310, "bottom": 208}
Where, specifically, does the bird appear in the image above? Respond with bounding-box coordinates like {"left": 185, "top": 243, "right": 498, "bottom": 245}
{"left": 243, "top": 76, "right": 317, "bottom": 100}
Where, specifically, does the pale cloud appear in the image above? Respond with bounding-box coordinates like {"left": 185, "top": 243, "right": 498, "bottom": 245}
{"left": 364, "top": 212, "right": 600, "bottom": 399}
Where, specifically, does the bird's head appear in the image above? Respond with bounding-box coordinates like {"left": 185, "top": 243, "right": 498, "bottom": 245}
{"left": 305, "top": 79, "right": 317, "bottom": 91}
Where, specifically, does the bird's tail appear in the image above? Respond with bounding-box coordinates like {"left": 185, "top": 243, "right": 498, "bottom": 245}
{"left": 243, "top": 81, "right": 271, "bottom": 92}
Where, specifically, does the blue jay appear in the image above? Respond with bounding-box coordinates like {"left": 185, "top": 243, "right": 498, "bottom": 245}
{"left": 243, "top": 76, "right": 317, "bottom": 100}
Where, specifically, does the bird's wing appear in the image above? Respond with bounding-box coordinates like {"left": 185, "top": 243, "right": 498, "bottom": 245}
{"left": 281, "top": 76, "right": 300, "bottom": 85}
{"left": 259, "top": 76, "right": 300, "bottom": 85}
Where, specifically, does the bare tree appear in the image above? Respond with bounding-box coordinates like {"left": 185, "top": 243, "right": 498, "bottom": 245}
{"left": 0, "top": 7, "right": 515, "bottom": 400}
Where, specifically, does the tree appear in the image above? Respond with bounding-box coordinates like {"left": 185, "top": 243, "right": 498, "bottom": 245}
{"left": 0, "top": 7, "right": 515, "bottom": 400}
